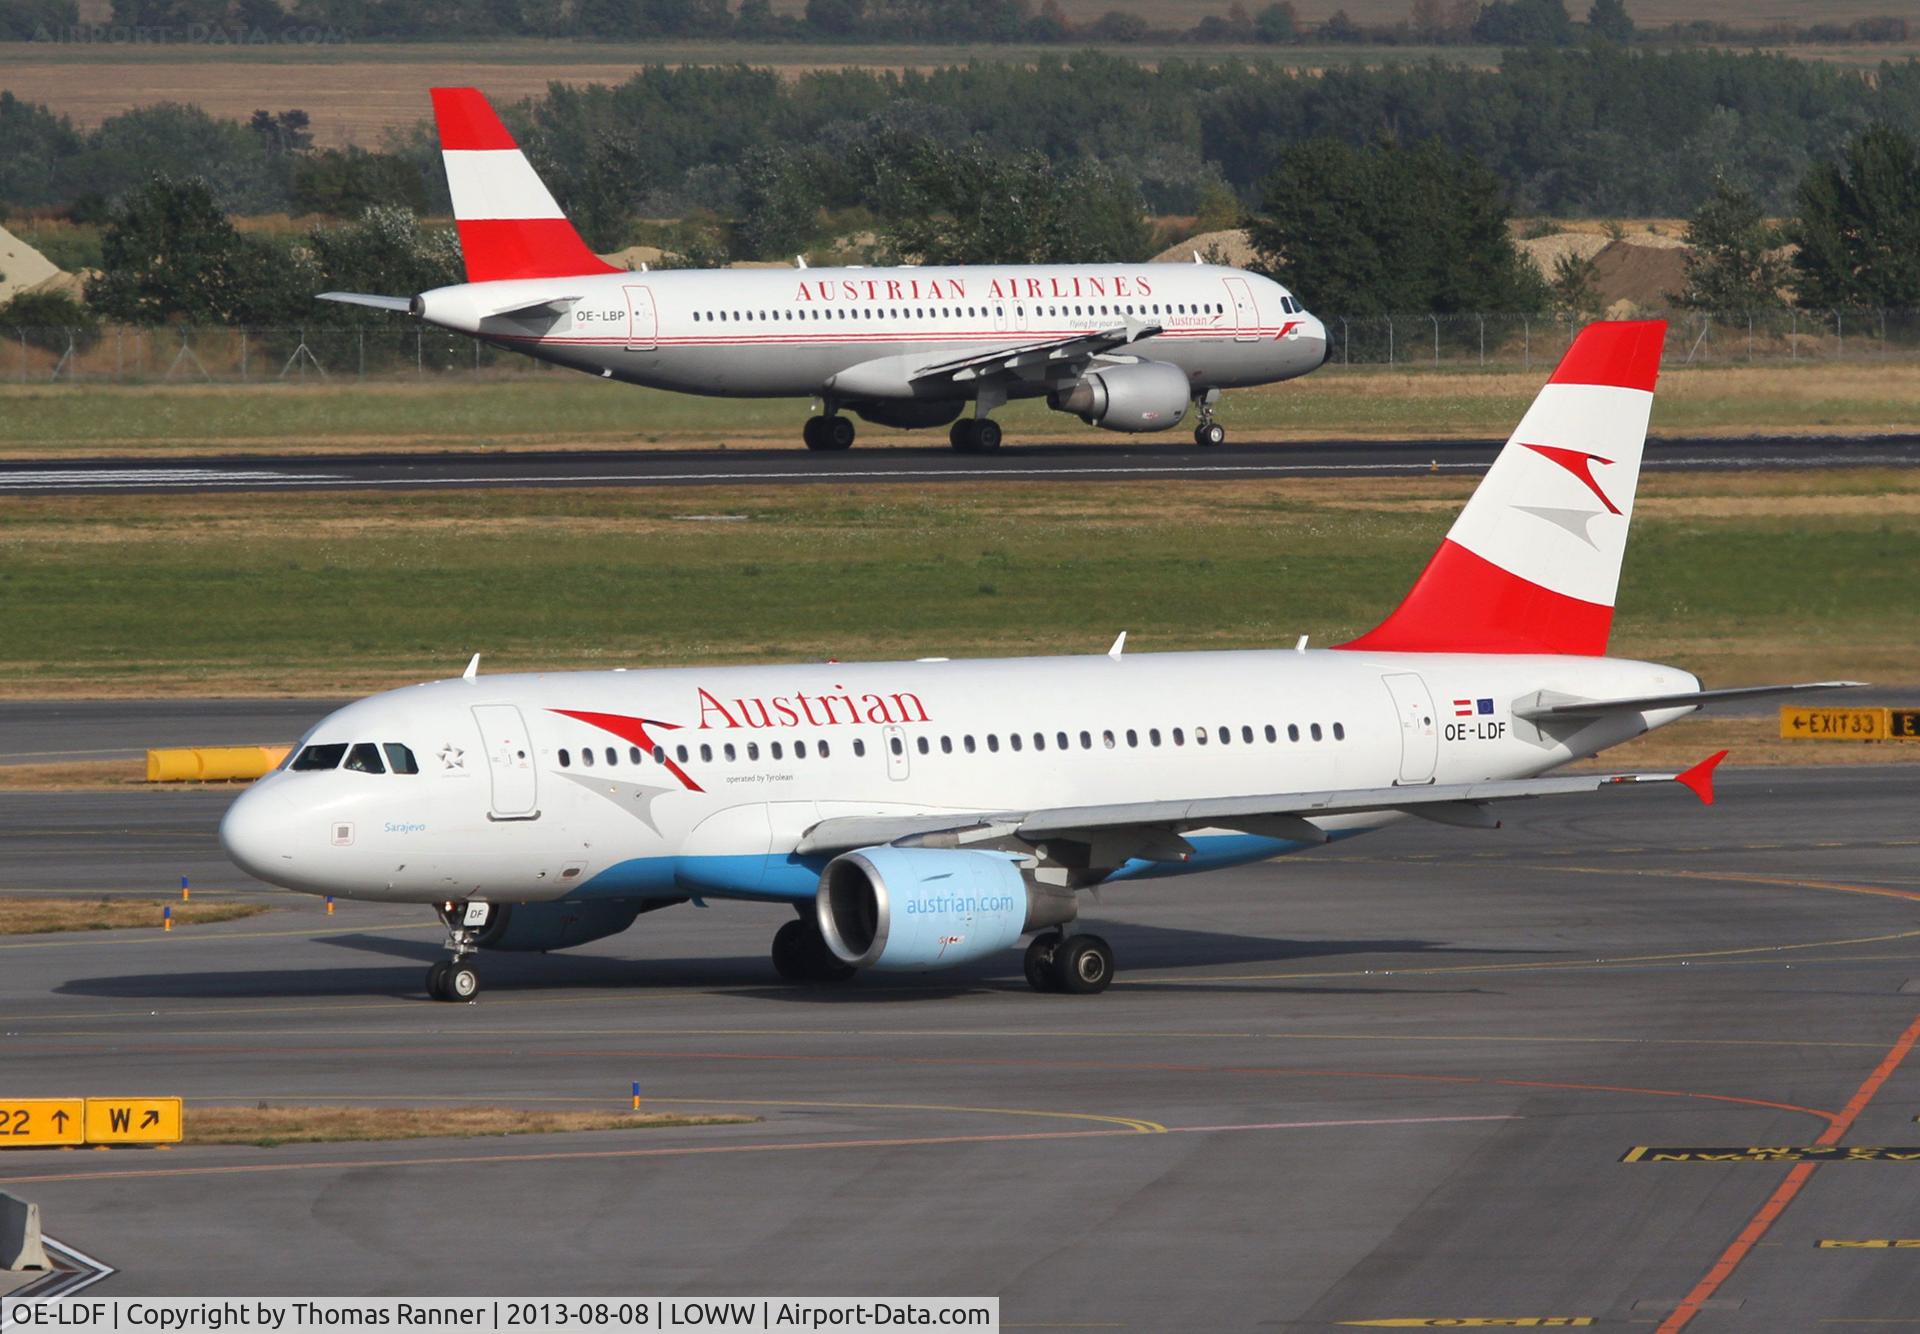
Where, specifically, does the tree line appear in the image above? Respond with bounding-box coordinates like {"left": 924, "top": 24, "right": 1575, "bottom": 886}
{"left": 29, "top": 0, "right": 1910, "bottom": 50}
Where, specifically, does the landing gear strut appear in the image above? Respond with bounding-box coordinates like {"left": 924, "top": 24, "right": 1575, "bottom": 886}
{"left": 428, "top": 901, "right": 485, "bottom": 1001}
{"left": 949, "top": 417, "right": 1003, "bottom": 453}
{"left": 1192, "top": 390, "right": 1225, "bottom": 447}
{"left": 803, "top": 413, "right": 855, "bottom": 452}
{"left": 771, "top": 915, "right": 857, "bottom": 985}
{"left": 1023, "top": 930, "right": 1115, "bottom": 994}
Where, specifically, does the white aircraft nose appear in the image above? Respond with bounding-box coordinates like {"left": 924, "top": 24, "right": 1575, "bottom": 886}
{"left": 220, "top": 785, "right": 297, "bottom": 883}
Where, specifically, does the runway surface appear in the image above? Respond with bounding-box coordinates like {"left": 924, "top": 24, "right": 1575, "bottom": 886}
{"left": 6, "top": 766, "right": 1920, "bottom": 1327}
{"left": 7, "top": 433, "right": 1920, "bottom": 494}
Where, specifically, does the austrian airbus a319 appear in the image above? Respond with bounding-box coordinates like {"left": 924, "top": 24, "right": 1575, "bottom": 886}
{"left": 319, "top": 87, "right": 1328, "bottom": 452}
{"left": 221, "top": 319, "right": 1854, "bottom": 1001}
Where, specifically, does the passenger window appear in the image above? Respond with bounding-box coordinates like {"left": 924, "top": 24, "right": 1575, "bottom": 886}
{"left": 724, "top": 743, "right": 737, "bottom": 762}
{"left": 1010, "top": 733, "right": 1023, "bottom": 752}
{"left": 964, "top": 735, "right": 977, "bottom": 754}
{"left": 796, "top": 740, "right": 809, "bottom": 759}
{"left": 1219, "top": 727, "right": 1232, "bottom": 745}
{"left": 605, "top": 746, "right": 617, "bottom": 766}
{"left": 1079, "top": 731, "right": 1092, "bottom": 749}
{"left": 384, "top": 743, "right": 420, "bottom": 774}
{"left": 853, "top": 739, "right": 866, "bottom": 757}
{"left": 1102, "top": 730, "right": 1116, "bottom": 749}
{"left": 1333, "top": 722, "right": 1346, "bottom": 740}
{"left": 917, "top": 737, "right": 929, "bottom": 754}
{"left": 987, "top": 734, "right": 1000, "bottom": 753}
{"left": 771, "top": 742, "right": 784, "bottom": 760}
{"left": 676, "top": 745, "right": 689, "bottom": 763}
{"left": 344, "top": 742, "right": 385, "bottom": 774}
{"left": 1196, "top": 728, "right": 1208, "bottom": 746}
{"left": 1172, "top": 728, "right": 1184, "bottom": 746}
{"left": 889, "top": 736, "right": 904, "bottom": 756}
{"left": 1311, "top": 724, "right": 1323, "bottom": 741}
{"left": 1264, "top": 725, "right": 1277, "bottom": 743}
{"left": 653, "top": 745, "right": 666, "bottom": 763}
{"left": 1125, "top": 729, "right": 1138, "bottom": 747}
{"left": 1241, "top": 726, "right": 1254, "bottom": 744}
{"left": 1056, "top": 732, "right": 1068, "bottom": 750}
{"left": 1288, "top": 724, "right": 1300, "bottom": 742}
{"left": 819, "top": 741, "right": 831, "bottom": 757}
{"left": 558, "top": 748, "right": 571, "bottom": 768}
{"left": 747, "top": 742, "right": 759, "bottom": 760}
{"left": 1149, "top": 728, "right": 1161, "bottom": 746}
{"left": 1033, "top": 733, "right": 1045, "bottom": 751}
{"left": 941, "top": 736, "right": 953, "bottom": 754}
{"left": 629, "top": 746, "right": 643, "bottom": 764}
{"left": 581, "top": 748, "right": 594, "bottom": 768}
{"left": 699, "top": 744, "right": 713, "bottom": 762}
{"left": 291, "top": 743, "right": 348, "bottom": 771}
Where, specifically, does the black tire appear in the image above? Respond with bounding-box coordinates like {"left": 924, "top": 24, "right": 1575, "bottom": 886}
{"left": 444, "top": 960, "right": 482, "bottom": 1002}
{"left": 949, "top": 419, "right": 974, "bottom": 452}
{"left": 771, "top": 919, "right": 811, "bottom": 983}
{"left": 802, "top": 927, "right": 858, "bottom": 983}
{"left": 1195, "top": 422, "right": 1226, "bottom": 447}
{"left": 426, "top": 960, "right": 450, "bottom": 1000}
{"left": 826, "top": 416, "right": 856, "bottom": 450}
{"left": 1052, "top": 934, "right": 1114, "bottom": 995}
{"left": 802, "top": 416, "right": 829, "bottom": 451}
{"left": 972, "top": 419, "right": 1003, "bottom": 451}
{"left": 1023, "top": 936, "right": 1059, "bottom": 992}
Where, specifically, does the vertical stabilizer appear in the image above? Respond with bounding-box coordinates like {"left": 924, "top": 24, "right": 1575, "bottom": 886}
{"left": 1338, "top": 319, "right": 1667, "bottom": 656}
{"left": 430, "top": 87, "right": 619, "bottom": 283}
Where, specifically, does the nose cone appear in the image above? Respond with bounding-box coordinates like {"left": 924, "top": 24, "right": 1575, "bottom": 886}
{"left": 220, "top": 785, "right": 297, "bottom": 885}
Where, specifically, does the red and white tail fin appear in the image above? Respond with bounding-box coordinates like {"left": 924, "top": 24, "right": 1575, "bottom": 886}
{"left": 1338, "top": 319, "right": 1667, "bottom": 656}
{"left": 430, "top": 87, "right": 619, "bottom": 283}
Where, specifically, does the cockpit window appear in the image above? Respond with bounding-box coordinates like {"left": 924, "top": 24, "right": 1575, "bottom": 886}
{"left": 343, "top": 742, "right": 386, "bottom": 774}
{"left": 384, "top": 743, "right": 419, "bottom": 775}
{"left": 291, "top": 743, "right": 348, "bottom": 771}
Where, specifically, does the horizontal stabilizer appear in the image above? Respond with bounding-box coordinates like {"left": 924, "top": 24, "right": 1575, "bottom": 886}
{"left": 317, "top": 291, "right": 412, "bottom": 313}
{"left": 485, "top": 294, "right": 580, "bottom": 320}
{"left": 1515, "top": 680, "right": 1865, "bottom": 721}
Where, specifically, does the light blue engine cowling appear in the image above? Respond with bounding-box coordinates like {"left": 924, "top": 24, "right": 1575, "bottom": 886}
{"left": 816, "top": 847, "right": 1032, "bottom": 971}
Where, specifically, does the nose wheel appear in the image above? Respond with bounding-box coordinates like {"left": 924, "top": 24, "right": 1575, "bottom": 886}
{"left": 427, "top": 901, "right": 486, "bottom": 1001}
{"left": 1023, "top": 931, "right": 1115, "bottom": 994}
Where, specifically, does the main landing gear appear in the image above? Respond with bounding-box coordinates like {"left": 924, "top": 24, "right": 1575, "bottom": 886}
{"left": 803, "top": 413, "right": 856, "bottom": 452}
{"left": 427, "top": 900, "right": 484, "bottom": 1002}
{"left": 949, "top": 417, "right": 1002, "bottom": 453}
{"left": 771, "top": 915, "right": 857, "bottom": 985}
{"left": 1023, "top": 930, "right": 1116, "bottom": 995}
{"left": 1192, "top": 390, "right": 1226, "bottom": 447}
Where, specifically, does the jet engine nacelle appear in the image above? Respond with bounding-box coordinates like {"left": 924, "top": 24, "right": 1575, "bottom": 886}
{"left": 816, "top": 847, "right": 1074, "bottom": 972}
{"left": 474, "top": 900, "right": 645, "bottom": 952}
{"left": 1048, "top": 360, "right": 1191, "bottom": 433}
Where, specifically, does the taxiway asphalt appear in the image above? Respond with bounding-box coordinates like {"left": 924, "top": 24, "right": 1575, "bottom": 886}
{"left": 6, "top": 433, "right": 1919, "bottom": 494}
{"left": 4, "top": 766, "right": 1920, "bottom": 1327}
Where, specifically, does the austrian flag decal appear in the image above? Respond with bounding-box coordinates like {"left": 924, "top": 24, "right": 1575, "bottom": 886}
{"left": 1453, "top": 698, "right": 1495, "bottom": 718}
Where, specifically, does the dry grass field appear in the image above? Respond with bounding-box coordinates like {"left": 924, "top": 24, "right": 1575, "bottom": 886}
{"left": 0, "top": 897, "right": 267, "bottom": 933}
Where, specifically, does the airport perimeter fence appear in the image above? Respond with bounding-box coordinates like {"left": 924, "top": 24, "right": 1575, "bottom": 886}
{"left": 9, "top": 309, "right": 1920, "bottom": 383}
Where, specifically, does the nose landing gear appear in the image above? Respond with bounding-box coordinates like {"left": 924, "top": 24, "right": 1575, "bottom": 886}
{"left": 1192, "top": 389, "right": 1225, "bottom": 447}
{"left": 428, "top": 900, "right": 487, "bottom": 1001}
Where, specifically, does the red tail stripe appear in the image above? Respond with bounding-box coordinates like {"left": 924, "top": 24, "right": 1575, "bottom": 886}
{"left": 1336, "top": 540, "right": 1612, "bottom": 656}
{"left": 431, "top": 87, "right": 519, "bottom": 151}
{"left": 454, "top": 218, "right": 619, "bottom": 282}
{"left": 1547, "top": 318, "right": 1667, "bottom": 393}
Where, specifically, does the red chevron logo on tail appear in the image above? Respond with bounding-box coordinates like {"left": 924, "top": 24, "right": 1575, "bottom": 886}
{"left": 1522, "top": 443, "right": 1621, "bottom": 515}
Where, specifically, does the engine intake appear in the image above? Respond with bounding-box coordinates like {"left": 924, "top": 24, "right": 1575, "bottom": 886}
{"left": 1048, "top": 360, "right": 1191, "bottom": 433}
{"left": 817, "top": 847, "right": 1074, "bottom": 972}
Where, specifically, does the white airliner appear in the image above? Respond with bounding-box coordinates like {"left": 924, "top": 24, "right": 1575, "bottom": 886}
{"left": 220, "top": 318, "right": 1854, "bottom": 1001}
{"left": 318, "top": 87, "right": 1328, "bottom": 452}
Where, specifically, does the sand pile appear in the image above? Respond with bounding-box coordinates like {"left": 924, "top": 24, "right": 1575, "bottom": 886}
{"left": 1151, "top": 228, "right": 1258, "bottom": 266}
{"left": 0, "top": 225, "right": 63, "bottom": 302}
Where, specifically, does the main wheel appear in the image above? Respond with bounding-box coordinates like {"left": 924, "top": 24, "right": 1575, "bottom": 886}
{"left": 972, "top": 419, "right": 1002, "bottom": 451}
{"left": 426, "top": 960, "right": 450, "bottom": 1000}
{"left": 771, "top": 919, "right": 811, "bottom": 983}
{"left": 801, "top": 927, "right": 858, "bottom": 983}
{"left": 1051, "top": 934, "right": 1114, "bottom": 994}
{"left": 1195, "top": 422, "right": 1226, "bottom": 447}
{"left": 1023, "top": 935, "right": 1059, "bottom": 993}
{"left": 949, "top": 419, "right": 975, "bottom": 452}
{"left": 443, "top": 960, "right": 481, "bottom": 1001}
{"left": 826, "top": 416, "right": 856, "bottom": 450}
{"left": 802, "top": 416, "right": 830, "bottom": 451}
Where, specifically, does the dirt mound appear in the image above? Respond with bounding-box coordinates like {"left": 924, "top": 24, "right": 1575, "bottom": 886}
{"left": 1151, "top": 228, "right": 1257, "bottom": 266}
{"left": 1588, "top": 238, "right": 1691, "bottom": 310}
{"left": 0, "top": 225, "right": 63, "bottom": 302}
{"left": 1517, "top": 232, "right": 1610, "bottom": 274}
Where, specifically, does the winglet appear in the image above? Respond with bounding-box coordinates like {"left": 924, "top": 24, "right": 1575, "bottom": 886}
{"left": 1675, "top": 749, "right": 1728, "bottom": 805}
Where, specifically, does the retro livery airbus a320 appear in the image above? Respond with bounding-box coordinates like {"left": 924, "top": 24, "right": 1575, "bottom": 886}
{"left": 318, "top": 87, "right": 1328, "bottom": 452}
{"left": 221, "top": 319, "right": 1856, "bottom": 1001}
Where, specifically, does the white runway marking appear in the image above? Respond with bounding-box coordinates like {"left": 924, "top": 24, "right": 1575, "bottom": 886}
{"left": 0, "top": 468, "right": 346, "bottom": 490}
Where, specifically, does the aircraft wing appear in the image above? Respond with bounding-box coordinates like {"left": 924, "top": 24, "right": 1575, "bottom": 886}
{"left": 317, "top": 291, "right": 412, "bottom": 313}
{"left": 908, "top": 316, "right": 1164, "bottom": 389}
{"left": 1514, "top": 680, "right": 1864, "bottom": 722}
{"left": 793, "top": 758, "right": 1724, "bottom": 862}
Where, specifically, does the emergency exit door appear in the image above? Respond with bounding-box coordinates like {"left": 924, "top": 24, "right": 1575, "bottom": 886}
{"left": 1382, "top": 673, "right": 1438, "bottom": 785}
{"left": 472, "top": 704, "right": 539, "bottom": 818}
{"left": 1223, "top": 277, "right": 1260, "bottom": 341}
{"left": 623, "top": 284, "right": 658, "bottom": 351}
